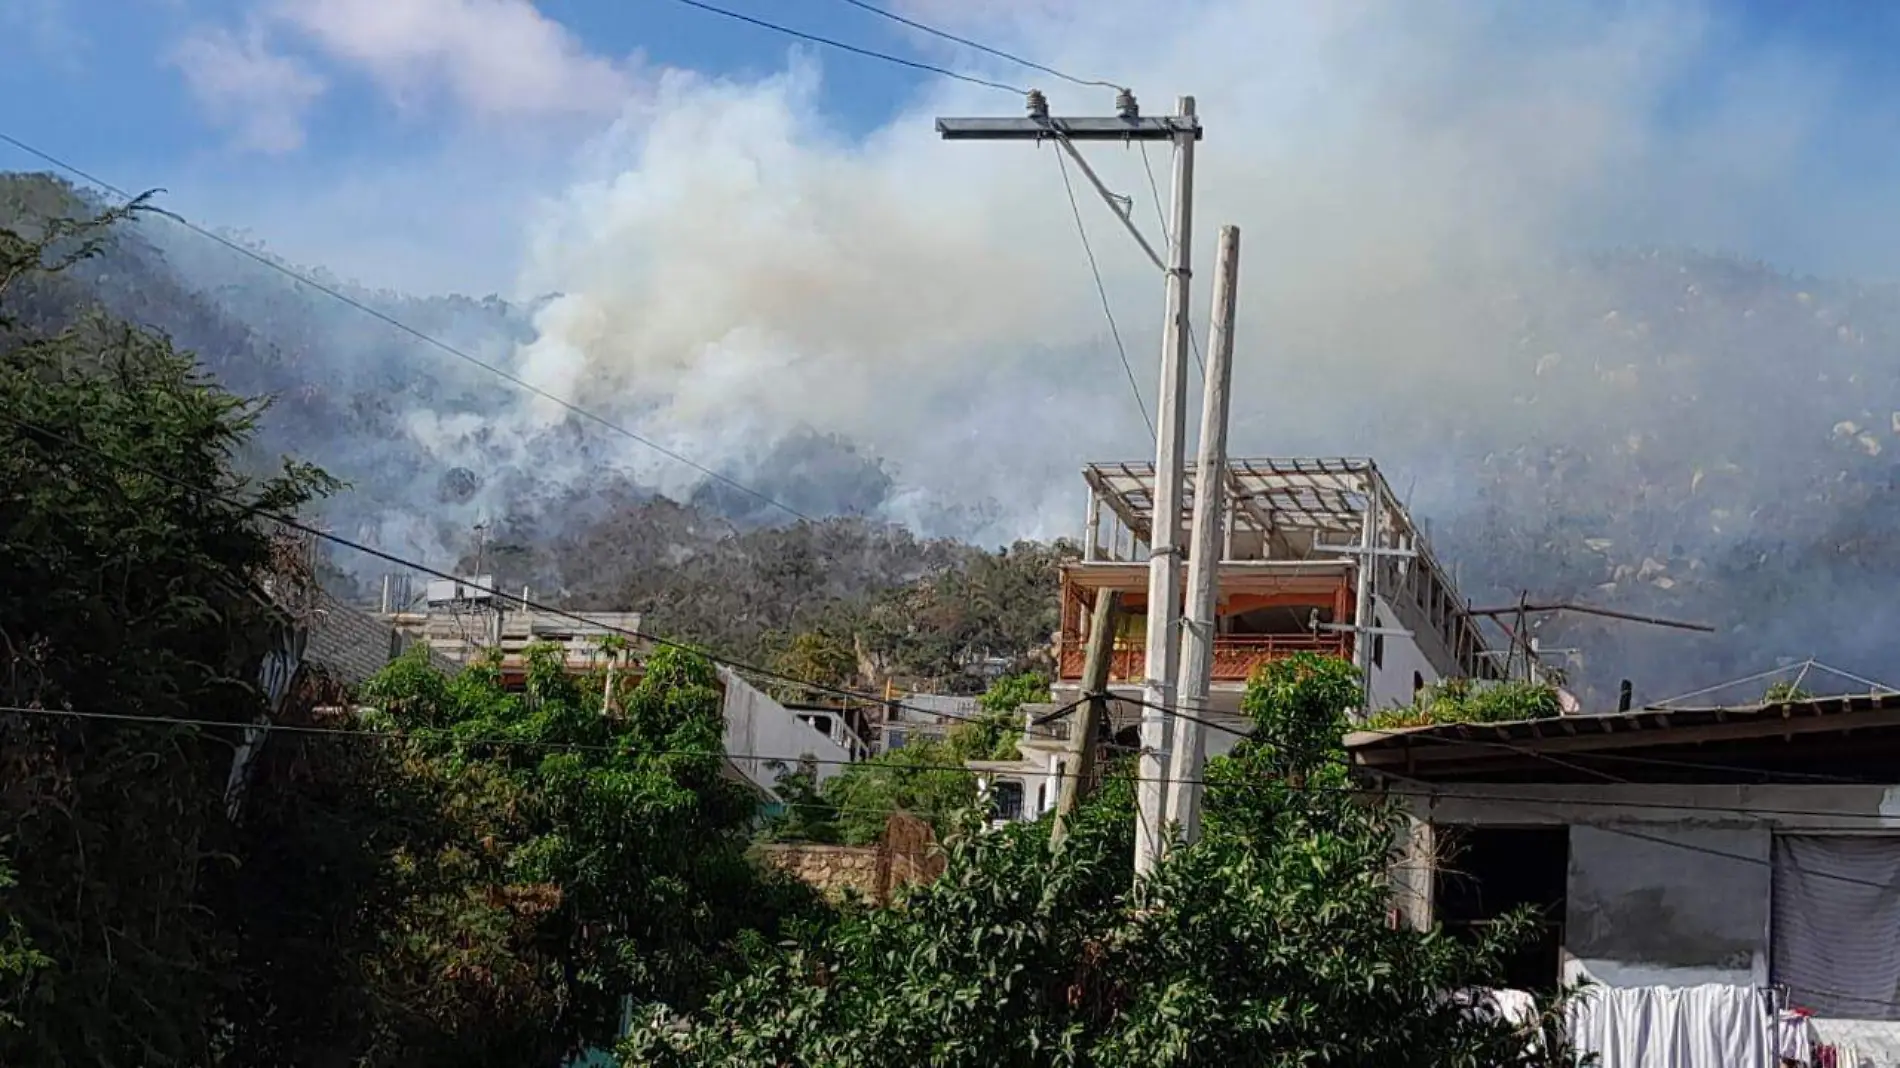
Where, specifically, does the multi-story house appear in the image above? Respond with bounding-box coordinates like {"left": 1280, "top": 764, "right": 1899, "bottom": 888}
{"left": 1058, "top": 456, "right": 1497, "bottom": 745}
{"left": 973, "top": 457, "right": 1499, "bottom": 825}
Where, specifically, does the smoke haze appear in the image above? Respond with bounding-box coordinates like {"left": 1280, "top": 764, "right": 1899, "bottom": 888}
{"left": 106, "top": 0, "right": 1900, "bottom": 698}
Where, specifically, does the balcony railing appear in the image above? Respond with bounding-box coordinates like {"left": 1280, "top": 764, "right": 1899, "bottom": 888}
{"left": 1056, "top": 633, "right": 1349, "bottom": 683}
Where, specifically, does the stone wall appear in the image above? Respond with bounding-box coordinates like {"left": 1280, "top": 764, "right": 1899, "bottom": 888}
{"left": 755, "top": 844, "right": 886, "bottom": 903}
{"left": 756, "top": 813, "right": 947, "bottom": 905}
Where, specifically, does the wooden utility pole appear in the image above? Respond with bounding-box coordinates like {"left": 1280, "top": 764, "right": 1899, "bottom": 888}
{"left": 938, "top": 89, "right": 1202, "bottom": 881}
{"left": 1164, "top": 225, "right": 1240, "bottom": 845}
{"left": 1052, "top": 591, "right": 1121, "bottom": 845}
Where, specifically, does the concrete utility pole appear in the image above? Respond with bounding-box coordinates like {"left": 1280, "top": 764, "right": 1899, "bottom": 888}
{"left": 1354, "top": 480, "right": 1380, "bottom": 702}
{"left": 1133, "top": 95, "right": 1197, "bottom": 879}
{"left": 1052, "top": 591, "right": 1121, "bottom": 846}
{"left": 1164, "top": 225, "right": 1239, "bottom": 845}
{"left": 936, "top": 91, "right": 1203, "bottom": 880}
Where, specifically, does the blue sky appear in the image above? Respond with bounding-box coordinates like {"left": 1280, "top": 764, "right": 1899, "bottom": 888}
{"left": 4, "top": 0, "right": 1900, "bottom": 297}
{"left": 0, "top": 0, "right": 967, "bottom": 292}
{"left": 0, "top": 1, "right": 939, "bottom": 162}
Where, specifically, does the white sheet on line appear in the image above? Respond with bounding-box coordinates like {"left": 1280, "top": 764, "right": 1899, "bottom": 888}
{"left": 1566, "top": 984, "right": 1776, "bottom": 1068}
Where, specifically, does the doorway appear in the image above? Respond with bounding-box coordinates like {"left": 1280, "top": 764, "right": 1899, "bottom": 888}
{"left": 1433, "top": 826, "right": 1569, "bottom": 992}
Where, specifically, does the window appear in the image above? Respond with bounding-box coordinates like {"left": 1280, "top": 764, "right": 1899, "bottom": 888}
{"left": 1371, "top": 614, "right": 1385, "bottom": 669}
{"left": 990, "top": 780, "right": 1025, "bottom": 822}
{"left": 886, "top": 728, "right": 908, "bottom": 751}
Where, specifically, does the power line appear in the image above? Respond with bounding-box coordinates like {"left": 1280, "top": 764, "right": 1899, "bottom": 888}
{"left": 0, "top": 130, "right": 815, "bottom": 524}
{"left": 0, "top": 410, "right": 1044, "bottom": 737}
{"left": 832, "top": 0, "right": 1122, "bottom": 91}
{"left": 22, "top": 699, "right": 1900, "bottom": 1005}
{"left": 1053, "top": 145, "right": 1153, "bottom": 438}
{"left": 10, "top": 702, "right": 1900, "bottom": 825}
{"left": 663, "top": 0, "right": 1026, "bottom": 93}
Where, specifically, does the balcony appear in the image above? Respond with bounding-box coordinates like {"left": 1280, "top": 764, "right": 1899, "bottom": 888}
{"left": 1056, "top": 633, "right": 1350, "bottom": 684}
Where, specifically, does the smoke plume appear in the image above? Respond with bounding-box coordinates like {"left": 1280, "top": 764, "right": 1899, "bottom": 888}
{"left": 131, "top": 0, "right": 1900, "bottom": 698}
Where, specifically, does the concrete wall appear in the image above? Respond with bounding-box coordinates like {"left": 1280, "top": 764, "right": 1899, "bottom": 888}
{"left": 1365, "top": 594, "right": 1439, "bottom": 712}
{"left": 717, "top": 666, "right": 852, "bottom": 794}
{"left": 1405, "top": 782, "right": 1900, "bottom": 989}
{"left": 1565, "top": 823, "right": 1769, "bottom": 987}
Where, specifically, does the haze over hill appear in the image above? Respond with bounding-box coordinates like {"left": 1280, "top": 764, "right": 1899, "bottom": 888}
{"left": 11, "top": 0, "right": 1900, "bottom": 703}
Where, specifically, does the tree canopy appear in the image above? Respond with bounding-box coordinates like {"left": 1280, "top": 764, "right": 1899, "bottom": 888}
{"left": 630, "top": 654, "right": 1578, "bottom": 1067}
{"left": 0, "top": 193, "right": 339, "bottom": 1064}
{"left": 0, "top": 189, "right": 824, "bottom": 1068}
{"left": 760, "top": 671, "right": 1052, "bottom": 847}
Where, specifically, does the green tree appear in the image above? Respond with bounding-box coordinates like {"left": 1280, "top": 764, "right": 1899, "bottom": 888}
{"left": 304, "top": 642, "right": 829, "bottom": 1065}
{"left": 1365, "top": 677, "right": 1564, "bottom": 731}
{"left": 806, "top": 738, "right": 979, "bottom": 846}
{"left": 763, "top": 672, "right": 1055, "bottom": 846}
{"left": 756, "top": 760, "right": 845, "bottom": 845}
{"left": 628, "top": 654, "right": 1579, "bottom": 1067}
{"left": 776, "top": 629, "right": 859, "bottom": 685}
{"left": 0, "top": 193, "right": 339, "bottom": 1065}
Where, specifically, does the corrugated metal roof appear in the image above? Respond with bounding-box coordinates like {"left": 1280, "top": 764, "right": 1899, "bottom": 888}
{"left": 1346, "top": 690, "right": 1900, "bottom": 758}
{"left": 895, "top": 694, "right": 981, "bottom": 722}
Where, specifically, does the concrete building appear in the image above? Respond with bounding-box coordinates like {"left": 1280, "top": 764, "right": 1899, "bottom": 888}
{"left": 1059, "top": 457, "right": 1498, "bottom": 751}
{"left": 382, "top": 588, "right": 852, "bottom": 796}
{"left": 967, "top": 457, "right": 1501, "bottom": 828}
{"left": 1352, "top": 690, "right": 1900, "bottom": 1063}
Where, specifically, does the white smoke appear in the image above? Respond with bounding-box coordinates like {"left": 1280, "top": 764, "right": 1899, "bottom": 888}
{"left": 473, "top": 0, "right": 1848, "bottom": 543}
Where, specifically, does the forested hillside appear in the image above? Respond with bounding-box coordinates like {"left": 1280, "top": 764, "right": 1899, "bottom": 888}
{"left": 11, "top": 168, "right": 1900, "bottom": 703}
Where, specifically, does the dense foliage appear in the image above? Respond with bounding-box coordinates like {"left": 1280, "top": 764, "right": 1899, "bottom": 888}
{"left": 761, "top": 672, "right": 1051, "bottom": 846}
{"left": 1363, "top": 677, "right": 1565, "bottom": 731}
{"left": 302, "top": 643, "right": 821, "bottom": 1064}
{"left": 0, "top": 192, "right": 822, "bottom": 1067}
{"left": 633, "top": 655, "right": 1579, "bottom": 1067}
{"left": 0, "top": 194, "right": 337, "bottom": 1063}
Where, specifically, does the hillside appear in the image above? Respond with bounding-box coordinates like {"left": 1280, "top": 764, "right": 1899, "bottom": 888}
{"left": 10, "top": 170, "right": 1900, "bottom": 704}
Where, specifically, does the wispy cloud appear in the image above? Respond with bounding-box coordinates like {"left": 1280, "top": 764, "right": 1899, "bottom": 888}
{"left": 276, "top": 0, "right": 632, "bottom": 120}
{"left": 170, "top": 0, "right": 634, "bottom": 153}
{"left": 169, "top": 22, "right": 326, "bottom": 155}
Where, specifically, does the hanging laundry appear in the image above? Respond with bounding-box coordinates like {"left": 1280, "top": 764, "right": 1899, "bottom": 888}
{"left": 1568, "top": 984, "right": 1777, "bottom": 1068}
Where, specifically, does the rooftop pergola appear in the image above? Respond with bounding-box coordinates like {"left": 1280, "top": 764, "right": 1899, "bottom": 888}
{"left": 1081, "top": 457, "right": 1415, "bottom": 545}
{"left": 1072, "top": 456, "right": 1501, "bottom": 682}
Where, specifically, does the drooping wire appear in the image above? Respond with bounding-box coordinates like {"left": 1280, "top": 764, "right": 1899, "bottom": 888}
{"left": 0, "top": 410, "right": 1058, "bottom": 737}
{"left": 832, "top": 0, "right": 1123, "bottom": 90}
{"left": 0, "top": 131, "right": 817, "bottom": 524}
{"left": 663, "top": 0, "right": 1026, "bottom": 93}
{"left": 1053, "top": 146, "right": 1154, "bottom": 439}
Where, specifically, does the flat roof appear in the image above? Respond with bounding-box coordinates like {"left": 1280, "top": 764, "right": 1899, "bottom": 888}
{"left": 1347, "top": 691, "right": 1900, "bottom": 781}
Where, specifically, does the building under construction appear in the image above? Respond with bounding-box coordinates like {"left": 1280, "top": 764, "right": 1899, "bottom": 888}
{"left": 966, "top": 457, "right": 1502, "bottom": 826}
